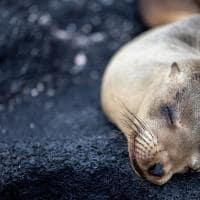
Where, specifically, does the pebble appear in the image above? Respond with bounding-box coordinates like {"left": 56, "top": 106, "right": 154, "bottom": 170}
{"left": 74, "top": 53, "right": 87, "bottom": 67}
{"left": 66, "top": 23, "right": 77, "bottom": 32}
{"left": 47, "top": 88, "right": 55, "bottom": 97}
{"left": 38, "top": 14, "right": 51, "bottom": 26}
{"left": 90, "top": 32, "right": 105, "bottom": 43}
{"left": 81, "top": 24, "right": 92, "bottom": 34}
{"left": 37, "top": 83, "right": 45, "bottom": 93}
{"left": 31, "top": 88, "right": 39, "bottom": 97}
{"left": 54, "top": 29, "right": 71, "bottom": 40}
{"left": 28, "top": 13, "right": 38, "bottom": 23}
{"left": 30, "top": 123, "right": 35, "bottom": 129}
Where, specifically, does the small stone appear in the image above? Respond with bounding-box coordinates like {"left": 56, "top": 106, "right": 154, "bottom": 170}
{"left": 30, "top": 123, "right": 35, "bottom": 129}
{"left": 90, "top": 33, "right": 105, "bottom": 43}
{"left": 31, "top": 48, "right": 39, "bottom": 56}
{"left": 20, "top": 64, "right": 28, "bottom": 75}
{"left": 23, "top": 87, "right": 30, "bottom": 95}
{"left": 70, "top": 65, "right": 85, "bottom": 75}
{"left": 54, "top": 29, "right": 70, "bottom": 40}
{"left": 47, "top": 88, "right": 55, "bottom": 97}
{"left": 74, "top": 53, "right": 87, "bottom": 67}
{"left": 37, "top": 83, "right": 45, "bottom": 92}
{"left": 28, "top": 13, "right": 38, "bottom": 23}
{"left": 75, "top": 35, "right": 89, "bottom": 46}
{"left": 31, "top": 88, "right": 39, "bottom": 97}
{"left": 66, "top": 23, "right": 77, "bottom": 32}
{"left": 81, "top": 24, "right": 92, "bottom": 34}
{"left": 38, "top": 14, "right": 51, "bottom": 26}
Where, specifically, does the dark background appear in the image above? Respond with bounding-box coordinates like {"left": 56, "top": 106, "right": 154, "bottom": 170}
{"left": 0, "top": 0, "right": 200, "bottom": 199}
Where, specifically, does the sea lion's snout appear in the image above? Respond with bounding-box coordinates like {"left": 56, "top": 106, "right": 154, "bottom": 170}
{"left": 132, "top": 146, "right": 173, "bottom": 185}
{"left": 130, "top": 124, "right": 195, "bottom": 185}
{"left": 128, "top": 128, "right": 174, "bottom": 185}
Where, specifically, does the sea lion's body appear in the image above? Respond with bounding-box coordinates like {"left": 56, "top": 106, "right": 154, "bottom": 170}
{"left": 138, "top": 0, "right": 200, "bottom": 27}
{"left": 101, "top": 15, "right": 200, "bottom": 138}
{"left": 101, "top": 15, "right": 200, "bottom": 185}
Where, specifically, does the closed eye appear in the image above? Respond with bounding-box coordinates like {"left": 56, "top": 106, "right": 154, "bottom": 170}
{"left": 161, "top": 105, "right": 174, "bottom": 125}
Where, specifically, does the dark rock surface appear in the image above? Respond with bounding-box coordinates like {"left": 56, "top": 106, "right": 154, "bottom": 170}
{"left": 0, "top": 0, "right": 199, "bottom": 199}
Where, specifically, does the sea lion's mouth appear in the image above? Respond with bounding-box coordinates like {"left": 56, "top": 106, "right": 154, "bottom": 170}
{"left": 150, "top": 172, "right": 173, "bottom": 185}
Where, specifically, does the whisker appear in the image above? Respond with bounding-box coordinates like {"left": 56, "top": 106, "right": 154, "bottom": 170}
{"left": 120, "top": 112, "right": 136, "bottom": 127}
{"left": 142, "top": 130, "right": 153, "bottom": 142}
{"left": 111, "top": 97, "right": 146, "bottom": 136}
{"left": 120, "top": 111, "right": 142, "bottom": 133}
{"left": 119, "top": 100, "right": 157, "bottom": 149}
{"left": 137, "top": 116, "right": 154, "bottom": 138}
{"left": 122, "top": 103, "right": 146, "bottom": 131}
{"left": 120, "top": 110, "right": 142, "bottom": 132}
{"left": 122, "top": 105, "right": 156, "bottom": 143}
{"left": 120, "top": 116, "right": 136, "bottom": 131}
{"left": 135, "top": 138, "right": 147, "bottom": 150}
{"left": 110, "top": 91, "right": 154, "bottom": 134}
{"left": 122, "top": 116, "right": 144, "bottom": 135}
{"left": 137, "top": 133, "right": 151, "bottom": 147}
{"left": 134, "top": 115, "right": 147, "bottom": 131}
{"left": 127, "top": 140, "right": 136, "bottom": 148}
{"left": 134, "top": 145, "right": 146, "bottom": 155}
{"left": 120, "top": 120, "right": 138, "bottom": 139}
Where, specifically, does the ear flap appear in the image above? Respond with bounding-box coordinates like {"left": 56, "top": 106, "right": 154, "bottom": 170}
{"left": 169, "top": 62, "right": 180, "bottom": 77}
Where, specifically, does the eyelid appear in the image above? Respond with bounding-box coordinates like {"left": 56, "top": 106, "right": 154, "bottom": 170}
{"left": 161, "top": 105, "right": 174, "bottom": 125}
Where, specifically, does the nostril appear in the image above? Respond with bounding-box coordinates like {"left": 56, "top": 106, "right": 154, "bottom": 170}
{"left": 148, "top": 163, "right": 164, "bottom": 177}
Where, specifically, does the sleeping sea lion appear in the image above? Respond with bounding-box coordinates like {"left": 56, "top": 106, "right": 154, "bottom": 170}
{"left": 101, "top": 15, "right": 200, "bottom": 185}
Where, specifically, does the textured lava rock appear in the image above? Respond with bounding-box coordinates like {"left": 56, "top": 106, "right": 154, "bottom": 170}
{"left": 0, "top": 0, "right": 199, "bottom": 199}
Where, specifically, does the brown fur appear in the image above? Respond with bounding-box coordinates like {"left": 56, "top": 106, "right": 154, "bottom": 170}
{"left": 101, "top": 16, "right": 200, "bottom": 185}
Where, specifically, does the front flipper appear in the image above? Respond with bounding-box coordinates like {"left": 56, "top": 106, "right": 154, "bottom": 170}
{"left": 189, "top": 152, "right": 200, "bottom": 172}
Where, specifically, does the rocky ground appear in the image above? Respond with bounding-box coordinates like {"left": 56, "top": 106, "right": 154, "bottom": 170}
{"left": 0, "top": 0, "right": 200, "bottom": 199}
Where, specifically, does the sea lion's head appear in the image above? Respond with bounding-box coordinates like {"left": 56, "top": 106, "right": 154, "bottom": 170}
{"left": 124, "top": 61, "right": 200, "bottom": 185}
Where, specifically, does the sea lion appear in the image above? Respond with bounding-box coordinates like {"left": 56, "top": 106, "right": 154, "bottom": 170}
{"left": 138, "top": 0, "right": 200, "bottom": 27}
{"left": 101, "top": 15, "right": 200, "bottom": 185}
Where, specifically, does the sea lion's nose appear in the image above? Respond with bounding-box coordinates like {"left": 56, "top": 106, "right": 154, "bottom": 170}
{"left": 148, "top": 163, "right": 164, "bottom": 177}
